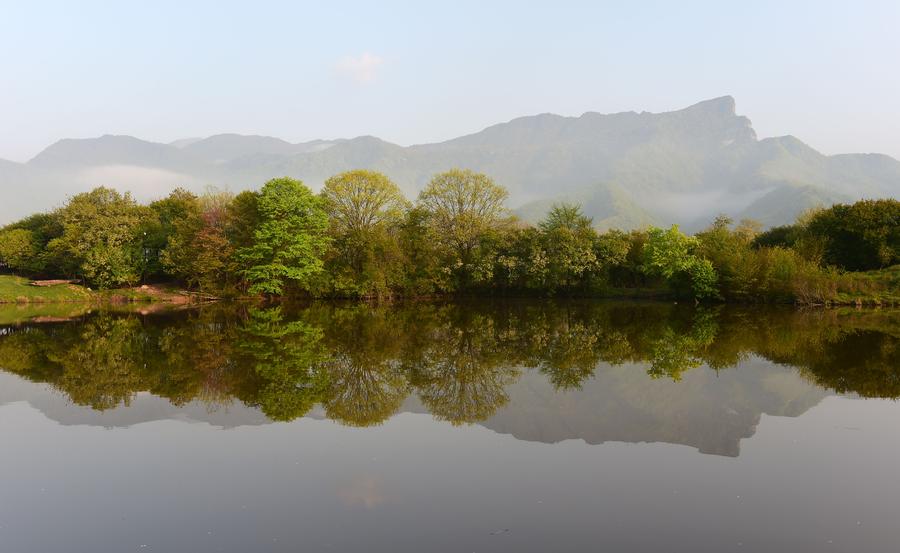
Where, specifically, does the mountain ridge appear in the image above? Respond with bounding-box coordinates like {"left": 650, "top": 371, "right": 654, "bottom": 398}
{"left": 3, "top": 96, "right": 899, "bottom": 229}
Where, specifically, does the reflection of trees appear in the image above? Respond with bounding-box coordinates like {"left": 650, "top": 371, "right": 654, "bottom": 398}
{"left": 646, "top": 310, "right": 719, "bottom": 381}
{"left": 1, "top": 302, "right": 899, "bottom": 422}
{"left": 155, "top": 307, "right": 244, "bottom": 407}
{"left": 409, "top": 313, "right": 520, "bottom": 424}
{"left": 323, "top": 354, "right": 408, "bottom": 426}
{"left": 781, "top": 330, "right": 900, "bottom": 399}
{"left": 236, "top": 307, "right": 330, "bottom": 421}
{"left": 318, "top": 307, "right": 411, "bottom": 426}
{"left": 48, "top": 316, "right": 149, "bottom": 410}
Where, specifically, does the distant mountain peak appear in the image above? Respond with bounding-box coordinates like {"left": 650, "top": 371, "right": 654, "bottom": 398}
{"left": 683, "top": 95, "right": 737, "bottom": 115}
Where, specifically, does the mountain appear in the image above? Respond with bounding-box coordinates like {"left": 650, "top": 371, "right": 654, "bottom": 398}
{"left": 3, "top": 96, "right": 899, "bottom": 228}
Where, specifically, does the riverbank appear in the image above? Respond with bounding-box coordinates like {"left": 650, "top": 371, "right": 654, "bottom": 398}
{"left": 2, "top": 269, "right": 897, "bottom": 307}
{"left": 0, "top": 275, "right": 204, "bottom": 305}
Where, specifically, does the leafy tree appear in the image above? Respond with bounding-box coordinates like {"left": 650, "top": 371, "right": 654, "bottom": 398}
{"left": 0, "top": 228, "right": 39, "bottom": 273}
{"left": 145, "top": 188, "right": 202, "bottom": 279}
{"left": 0, "top": 212, "right": 64, "bottom": 274}
{"left": 642, "top": 225, "right": 719, "bottom": 299}
{"left": 47, "top": 187, "right": 152, "bottom": 288}
{"left": 696, "top": 216, "right": 766, "bottom": 300}
{"left": 161, "top": 190, "right": 236, "bottom": 293}
{"left": 753, "top": 224, "right": 801, "bottom": 250}
{"left": 536, "top": 204, "right": 600, "bottom": 292}
{"left": 806, "top": 199, "right": 900, "bottom": 271}
{"left": 321, "top": 170, "right": 408, "bottom": 238}
{"left": 237, "top": 178, "right": 330, "bottom": 295}
{"left": 396, "top": 207, "right": 454, "bottom": 294}
{"left": 226, "top": 190, "right": 261, "bottom": 251}
{"left": 320, "top": 170, "right": 409, "bottom": 297}
{"left": 417, "top": 169, "right": 510, "bottom": 286}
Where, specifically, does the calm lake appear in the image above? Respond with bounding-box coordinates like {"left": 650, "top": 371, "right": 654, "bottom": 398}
{"left": 1, "top": 300, "right": 899, "bottom": 552}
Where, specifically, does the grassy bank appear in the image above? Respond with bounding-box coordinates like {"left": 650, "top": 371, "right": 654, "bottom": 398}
{"left": 0, "top": 275, "right": 94, "bottom": 303}
{"left": 834, "top": 266, "right": 900, "bottom": 306}
{"left": 0, "top": 275, "right": 200, "bottom": 304}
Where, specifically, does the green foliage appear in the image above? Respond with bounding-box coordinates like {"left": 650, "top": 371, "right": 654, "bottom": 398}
{"left": 236, "top": 307, "right": 330, "bottom": 421}
{"left": 806, "top": 199, "right": 900, "bottom": 271}
{"left": 642, "top": 225, "right": 719, "bottom": 299}
{"left": 0, "top": 228, "right": 39, "bottom": 273}
{"left": 146, "top": 188, "right": 202, "bottom": 279}
{"left": 319, "top": 170, "right": 409, "bottom": 298}
{"left": 47, "top": 187, "right": 152, "bottom": 288}
{"left": 417, "top": 169, "right": 510, "bottom": 286}
{"left": 237, "top": 178, "right": 330, "bottom": 295}
{"left": 160, "top": 190, "right": 238, "bottom": 294}
{"left": 536, "top": 204, "right": 600, "bottom": 292}
{"left": 2, "top": 174, "right": 896, "bottom": 304}
{"left": 753, "top": 224, "right": 801, "bottom": 250}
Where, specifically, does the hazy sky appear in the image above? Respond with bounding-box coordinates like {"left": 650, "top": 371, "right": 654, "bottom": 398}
{"left": 2, "top": 0, "right": 899, "bottom": 162}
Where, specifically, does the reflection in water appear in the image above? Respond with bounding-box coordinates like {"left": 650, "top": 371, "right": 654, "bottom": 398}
{"left": 0, "top": 301, "right": 898, "bottom": 455}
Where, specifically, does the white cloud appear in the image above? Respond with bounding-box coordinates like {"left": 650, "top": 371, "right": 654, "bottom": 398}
{"left": 336, "top": 52, "right": 384, "bottom": 84}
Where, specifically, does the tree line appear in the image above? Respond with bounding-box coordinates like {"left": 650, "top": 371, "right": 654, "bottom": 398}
{"left": 0, "top": 168, "right": 897, "bottom": 302}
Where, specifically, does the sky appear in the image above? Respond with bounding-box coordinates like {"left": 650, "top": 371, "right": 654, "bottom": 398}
{"left": 2, "top": 0, "right": 899, "bottom": 162}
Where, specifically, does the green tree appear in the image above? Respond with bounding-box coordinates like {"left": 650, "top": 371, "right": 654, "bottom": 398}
{"left": 806, "top": 199, "right": 900, "bottom": 271}
{"left": 320, "top": 170, "right": 409, "bottom": 297}
{"left": 321, "top": 170, "right": 407, "bottom": 238}
{"left": 47, "top": 187, "right": 152, "bottom": 288}
{"left": 696, "top": 216, "right": 766, "bottom": 300}
{"left": 536, "top": 204, "right": 600, "bottom": 292}
{"left": 237, "top": 178, "right": 330, "bottom": 295}
{"left": 642, "top": 225, "right": 719, "bottom": 299}
{"left": 0, "top": 213, "right": 64, "bottom": 275}
{"left": 417, "top": 169, "right": 510, "bottom": 286}
{"left": 161, "top": 190, "right": 236, "bottom": 293}
{"left": 146, "top": 188, "right": 202, "bottom": 279}
{"left": 0, "top": 228, "right": 39, "bottom": 273}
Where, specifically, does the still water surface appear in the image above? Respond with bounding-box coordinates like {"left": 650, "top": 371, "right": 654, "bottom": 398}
{"left": 0, "top": 301, "right": 898, "bottom": 552}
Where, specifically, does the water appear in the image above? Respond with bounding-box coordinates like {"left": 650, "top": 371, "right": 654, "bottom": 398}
{"left": 0, "top": 301, "right": 898, "bottom": 552}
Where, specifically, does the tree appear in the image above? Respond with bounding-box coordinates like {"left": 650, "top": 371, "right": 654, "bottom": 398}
{"left": 642, "top": 225, "right": 719, "bottom": 299}
{"left": 161, "top": 190, "right": 236, "bottom": 293}
{"left": 696, "top": 216, "right": 766, "bottom": 300}
{"left": 0, "top": 212, "right": 64, "bottom": 275}
{"left": 321, "top": 170, "right": 408, "bottom": 237}
{"left": 0, "top": 228, "right": 39, "bottom": 273}
{"left": 226, "top": 190, "right": 261, "bottom": 251}
{"left": 237, "top": 177, "right": 330, "bottom": 295}
{"left": 417, "top": 169, "right": 510, "bottom": 286}
{"left": 146, "top": 188, "right": 202, "bottom": 279}
{"left": 806, "top": 199, "right": 900, "bottom": 271}
{"left": 319, "top": 170, "right": 409, "bottom": 297}
{"left": 536, "top": 203, "right": 600, "bottom": 292}
{"left": 47, "top": 187, "right": 152, "bottom": 288}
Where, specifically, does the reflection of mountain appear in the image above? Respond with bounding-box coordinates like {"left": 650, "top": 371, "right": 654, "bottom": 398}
{"left": 0, "top": 372, "right": 268, "bottom": 429}
{"left": 0, "top": 357, "right": 829, "bottom": 458}
{"left": 479, "top": 358, "right": 828, "bottom": 457}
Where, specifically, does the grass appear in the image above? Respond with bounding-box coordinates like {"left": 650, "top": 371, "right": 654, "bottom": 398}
{"left": 0, "top": 274, "right": 198, "bottom": 306}
{"left": 0, "top": 275, "right": 95, "bottom": 303}
{"left": 835, "top": 265, "right": 900, "bottom": 305}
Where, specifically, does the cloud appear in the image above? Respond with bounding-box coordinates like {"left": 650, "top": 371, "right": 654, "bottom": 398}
{"left": 336, "top": 52, "right": 384, "bottom": 84}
